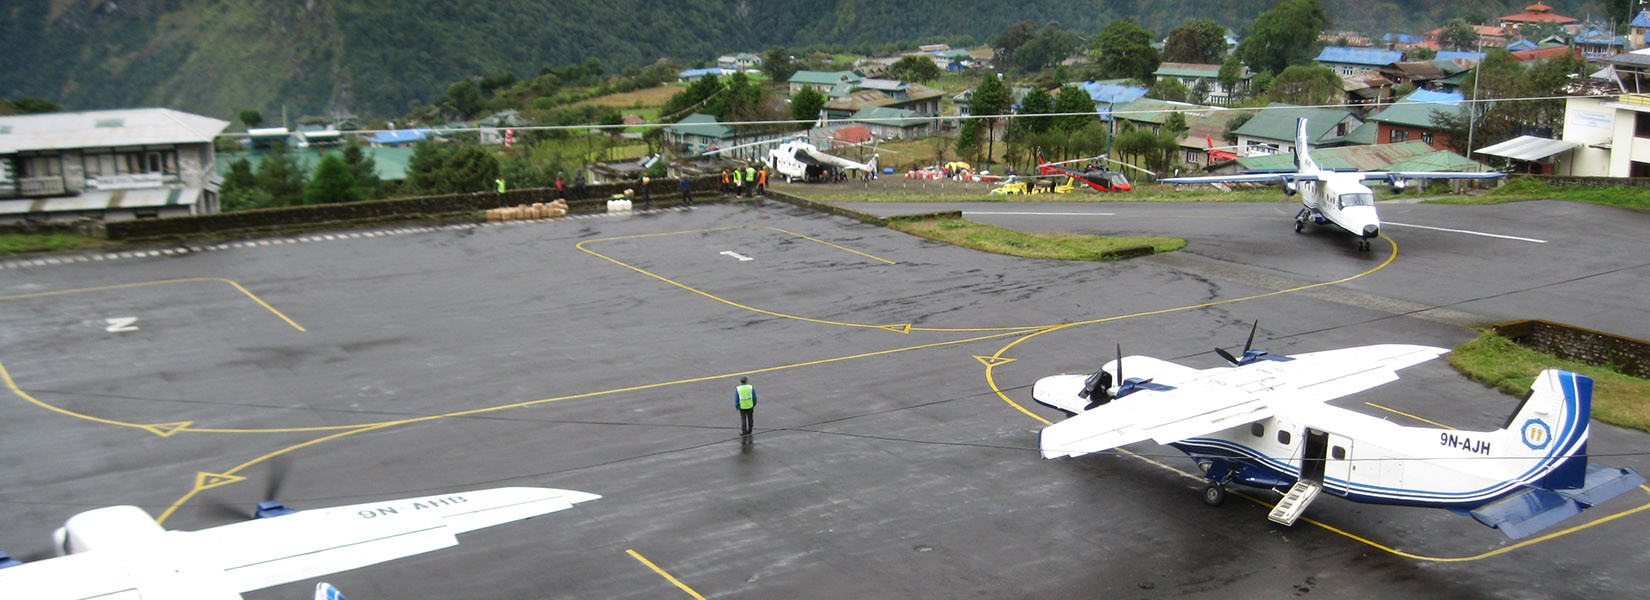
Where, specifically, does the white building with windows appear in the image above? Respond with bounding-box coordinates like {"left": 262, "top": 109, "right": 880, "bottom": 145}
{"left": 0, "top": 108, "right": 229, "bottom": 223}
{"left": 1556, "top": 94, "right": 1650, "bottom": 177}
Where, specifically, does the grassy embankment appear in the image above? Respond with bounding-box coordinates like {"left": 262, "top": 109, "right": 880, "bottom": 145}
{"left": 0, "top": 233, "right": 106, "bottom": 255}
{"left": 1427, "top": 176, "right": 1650, "bottom": 211}
{"left": 1448, "top": 331, "right": 1650, "bottom": 433}
{"left": 885, "top": 216, "right": 1184, "bottom": 259}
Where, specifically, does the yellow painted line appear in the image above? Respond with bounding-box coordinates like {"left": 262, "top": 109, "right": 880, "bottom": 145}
{"left": 1365, "top": 402, "right": 1456, "bottom": 429}
{"left": 1, "top": 359, "right": 192, "bottom": 436}
{"left": 626, "top": 549, "right": 707, "bottom": 599}
{"left": 577, "top": 226, "right": 1046, "bottom": 334}
{"left": 0, "top": 277, "right": 305, "bottom": 332}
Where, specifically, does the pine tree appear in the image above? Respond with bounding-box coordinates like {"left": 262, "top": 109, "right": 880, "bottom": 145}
{"left": 304, "top": 154, "right": 362, "bottom": 204}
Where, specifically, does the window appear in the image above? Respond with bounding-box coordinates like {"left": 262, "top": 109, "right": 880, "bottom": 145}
{"left": 1389, "top": 129, "right": 1409, "bottom": 143}
{"left": 1251, "top": 423, "right": 1265, "bottom": 438}
{"left": 1331, "top": 446, "right": 1347, "bottom": 460}
{"left": 1637, "top": 113, "right": 1650, "bottom": 138}
{"left": 1422, "top": 131, "right": 1434, "bottom": 146}
{"left": 1277, "top": 430, "right": 1292, "bottom": 445}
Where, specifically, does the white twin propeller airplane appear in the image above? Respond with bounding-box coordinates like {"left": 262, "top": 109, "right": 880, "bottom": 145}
{"left": 1034, "top": 328, "right": 1645, "bottom": 539}
{"left": 1161, "top": 117, "right": 1505, "bottom": 251}
{"left": 0, "top": 486, "right": 599, "bottom": 599}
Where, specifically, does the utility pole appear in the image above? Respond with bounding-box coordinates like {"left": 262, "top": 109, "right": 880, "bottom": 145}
{"left": 1466, "top": 40, "right": 1484, "bottom": 171}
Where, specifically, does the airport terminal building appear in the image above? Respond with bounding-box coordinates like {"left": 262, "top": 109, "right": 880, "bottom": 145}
{"left": 0, "top": 108, "right": 229, "bottom": 224}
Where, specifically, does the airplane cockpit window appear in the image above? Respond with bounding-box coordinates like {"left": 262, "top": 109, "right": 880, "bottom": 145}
{"left": 1339, "top": 193, "right": 1374, "bottom": 208}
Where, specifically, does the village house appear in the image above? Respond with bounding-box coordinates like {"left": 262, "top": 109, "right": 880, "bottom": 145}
{"left": 717, "top": 52, "right": 763, "bottom": 71}
{"left": 1315, "top": 47, "right": 1404, "bottom": 77}
{"left": 788, "top": 71, "right": 861, "bottom": 95}
{"left": 0, "top": 108, "right": 229, "bottom": 223}
{"left": 1229, "top": 105, "right": 1361, "bottom": 157}
{"left": 1152, "top": 62, "right": 1252, "bottom": 106}
{"left": 1368, "top": 90, "right": 1467, "bottom": 151}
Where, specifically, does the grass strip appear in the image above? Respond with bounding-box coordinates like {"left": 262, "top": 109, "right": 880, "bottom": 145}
{"left": 885, "top": 215, "right": 1184, "bottom": 260}
{"left": 0, "top": 232, "right": 106, "bottom": 256}
{"left": 1448, "top": 331, "right": 1650, "bottom": 433}
{"left": 1426, "top": 176, "right": 1650, "bottom": 210}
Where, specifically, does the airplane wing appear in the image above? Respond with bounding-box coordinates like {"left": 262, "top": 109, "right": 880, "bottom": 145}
{"left": 1160, "top": 172, "right": 1319, "bottom": 185}
{"left": 0, "top": 487, "right": 598, "bottom": 600}
{"left": 1359, "top": 171, "right": 1505, "bottom": 181}
{"left": 1041, "top": 345, "right": 1446, "bottom": 460}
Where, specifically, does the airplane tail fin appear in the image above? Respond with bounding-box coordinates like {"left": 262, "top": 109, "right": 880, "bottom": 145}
{"left": 1470, "top": 370, "right": 1646, "bottom": 539}
{"left": 316, "top": 582, "right": 348, "bottom": 600}
{"left": 1293, "top": 117, "right": 1319, "bottom": 172}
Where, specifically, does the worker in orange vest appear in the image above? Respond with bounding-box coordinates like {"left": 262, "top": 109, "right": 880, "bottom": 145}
{"left": 720, "top": 169, "right": 731, "bottom": 195}
{"left": 757, "top": 166, "right": 769, "bottom": 196}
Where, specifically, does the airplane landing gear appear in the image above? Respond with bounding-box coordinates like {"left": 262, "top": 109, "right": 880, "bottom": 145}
{"left": 1203, "top": 484, "right": 1226, "bottom": 506}
{"left": 1356, "top": 238, "right": 1371, "bottom": 252}
{"left": 1293, "top": 208, "right": 1307, "bottom": 233}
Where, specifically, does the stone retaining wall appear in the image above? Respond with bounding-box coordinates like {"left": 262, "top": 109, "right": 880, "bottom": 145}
{"left": 1492, "top": 319, "right": 1650, "bottom": 378}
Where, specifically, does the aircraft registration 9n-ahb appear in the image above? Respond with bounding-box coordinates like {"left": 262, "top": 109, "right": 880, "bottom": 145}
{"left": 1034, "top": 330, "right": 1645, "bottom": 539}
{"left": 0, "top": 486, "right": 598, "bottom": 599}
{"left": 1160, "top": 117, "right": 1506, "bottom": 251}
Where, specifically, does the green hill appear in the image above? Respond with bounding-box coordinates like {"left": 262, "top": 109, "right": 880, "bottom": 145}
{"left": 0, "top": 0, "right": 1606, "bottom": 122}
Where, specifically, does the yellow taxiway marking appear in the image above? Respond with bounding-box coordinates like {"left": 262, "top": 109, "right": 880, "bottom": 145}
{"left": 578, "top": 226, "right": 1046, "bottom": 334}
{"left": 1, "top": 359, "right": 198, "bottom": 436}
{"left": 980, "top": 234, "right": 1650, "bottom": 559}
{"left": 626, "top": 549, "right": 707, "bottom": 600}
{"left": 0, "top": 277, "right": 306, "bottom": 332}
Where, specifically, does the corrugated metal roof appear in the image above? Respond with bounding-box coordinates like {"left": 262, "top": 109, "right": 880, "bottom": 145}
{"left": 789, "top": 70, "right": 860, "bottom": 85}
{"left": 1237, "top": 141, "right": 1460, "bottom": 171}
{"left": 1370, "top": 91, "right": 1467, "bottom": 128}
{"left": 850, "top": 106, "right": 924, "bottom": 127}
{"left": 1634, "top": 10, "right": 1650, "bottom": 28}
{"left": 666, "top": 113, "right": 733, "bottom": 139}
{"left": 1234, "top": 105, "right": 1356, "bottom": 142}
{"left": 0, "top": 108, "right": 228, "bottom": 154}
{"left": 1316, "top": 46, "right": 1404, "bottom": 66}
{"left": 1475, "top": 135, "right": 1577, "bottom": 161}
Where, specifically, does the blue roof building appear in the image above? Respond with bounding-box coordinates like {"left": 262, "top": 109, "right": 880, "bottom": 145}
{"left": 678, "top": 67, "right": 728, "bottom": 82}
{"left": 369, "top": 129, "right": 430, "bottom": 146}
{"left": 1315, "top": 47, "right": 1404, "bottom": 76}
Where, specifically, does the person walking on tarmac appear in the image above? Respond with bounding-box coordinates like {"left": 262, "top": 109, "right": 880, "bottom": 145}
{"left": 679, "top": 173, "right": 692, "bottom": 206}
{"left": 735, "top": 377, "right": 757, "bottom": 435}
{"left": 733, "top": 167, "right": 745, "bottom": 198}
{"left": 640, "top": 173, "right": 652, "bottom": 209}
{"left": 757, "top": 166, "right": 769, "bottom": 196}
{"left": 720, "top": 169, "right": 731, "bottom": 195}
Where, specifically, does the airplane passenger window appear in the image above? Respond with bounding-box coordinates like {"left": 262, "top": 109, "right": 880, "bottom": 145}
{"left": 1251, "top": 423, "right": 1264, "bottom": 437}
{"left": 1332, "top": 446, "right": 1346, "bottom": 460}
{"left": 1277, "top": 430, "right": 1291, "bottom": 445}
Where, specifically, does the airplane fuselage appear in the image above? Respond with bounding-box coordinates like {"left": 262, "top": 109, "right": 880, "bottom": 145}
{"left": 1296, "top": 171, "right": 1381, "bottom": 242}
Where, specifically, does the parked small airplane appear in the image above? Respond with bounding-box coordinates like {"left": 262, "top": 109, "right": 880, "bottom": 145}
{"left": 0, "top": 486, "right": 599, "bottom": 599}
{"left": 1034, "top": 329, "right": 1645, "bottom": 539}
{"left": 1161, "top": 118, "right": 1504, "bottom": 251}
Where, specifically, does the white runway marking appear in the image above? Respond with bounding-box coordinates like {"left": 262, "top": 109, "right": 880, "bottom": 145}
{"left": 720, "top": 250, "right": 754, "bottom": 262}
{"left": 964, "top": 211, "right": 1117, "bottom": 217}
{"left": 1383, "top": 221, "right": 1547, "bottom": 243}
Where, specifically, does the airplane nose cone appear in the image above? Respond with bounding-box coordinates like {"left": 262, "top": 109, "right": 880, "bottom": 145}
{"left": 1363, "top": 224, "right": 1379, "bottom": 238}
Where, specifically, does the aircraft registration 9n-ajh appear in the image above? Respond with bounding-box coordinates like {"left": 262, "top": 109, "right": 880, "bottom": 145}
{"left": 1160, "top": 117, "right": 1506, "bottom": 251}
{"left": 1034, "top": 329, "right": 1645, "bottom": 539}
{"left": 0, "top": 486, "right": 599, "bottom": 599}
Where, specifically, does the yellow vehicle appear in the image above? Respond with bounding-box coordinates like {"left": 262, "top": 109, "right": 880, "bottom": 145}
{"left": 989, "top": 176, "right": 1076, "bottom": 195}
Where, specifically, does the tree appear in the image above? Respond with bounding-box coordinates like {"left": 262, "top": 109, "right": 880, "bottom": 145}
{"left": 305, "top": 154, "right": 362, "bottom": 205}
{"left": 1235, "top": 0, "right": 1330, "bottom": 76}
{"left": 1267, "top": 65, "right": 1342, "bottom": 106}
{"left": 1222, "top": 113, "right": 1255, "bottom": 143}
{"left": 1432, "top": 49, "right": 1588, "bottom": 154}
{"left": 219, "top": 158, "right": 273, "bottom": 211}
{"left": 254, "top": 143, "right": 307, "bottom": 207}
{"left": 1052, "top": 85, "right": 1097, "bottom": 134}
{"left": 442, "top": 79, "right": 483, "bottom": 119}
{"left": 1408, "top": 47, "right": 1438, "bottom": 61}
{"left": 1163, "top": 19, "right": 1229, "bottom": 64}
{"left": 955, "top": 119, "right": 984, "bottom": 163}
{"left": 239, "top": 110, "right": 264, "bottom": 129}
{"left": 889, "top": 55, "right": 942, "bottom": 83}
{"left": 0, "top": 97, "right": 61, "bottom": 115}
{"left": 341, "top": 139, "right": 382, "bottom": 199}
{"left": 991, "top": 21, "right": 1040, "bottom": 66}
{"left": 790, "top": 87, "right": 826, "bottom": 122}
{"left": 1017, "top": 87, "right": 1056, "bottom": 136}
{"left": 1090, "top": 19, "right": 1160, "bottom": 83}
{"left": 1217, "top": 56, "right": 1246, "bottom": 100}
{"left": 1163, "top": 111, "right": 1189, "bottom": 138}
{"left": 1009, "top": 24, "right": 1082, "bottom": 74}
{"left": 969, "top": 74, "right": 1012, "bottom": 163}
{"left": 762, "top": 46, "right": 799, "bottom": 83}
{"left": 1437, "top": 19, "right": 1478, "bottom": 52}
{"left": 1147, "top": 77, "right": 1190, "bottom": 102}
{"left": 442, "top": 146, "right": 501, "bottom": 194}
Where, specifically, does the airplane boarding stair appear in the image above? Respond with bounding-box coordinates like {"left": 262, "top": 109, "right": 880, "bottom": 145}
{"left": 1268, "top": 480, "right": 1322, "bottom": 526}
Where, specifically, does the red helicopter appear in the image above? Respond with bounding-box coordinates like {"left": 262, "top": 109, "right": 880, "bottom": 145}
{"left": 1035, "top": 151, "right": 1133, "bottom": 192}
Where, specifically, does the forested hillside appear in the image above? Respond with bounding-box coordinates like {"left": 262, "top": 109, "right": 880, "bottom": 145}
{"left": 0, "top": 0, "right": 1609, "bottom": 120}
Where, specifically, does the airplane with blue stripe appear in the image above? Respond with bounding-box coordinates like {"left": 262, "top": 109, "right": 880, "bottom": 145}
{"left": 1034, "top": 333, "right": 1644, "bottom": 539}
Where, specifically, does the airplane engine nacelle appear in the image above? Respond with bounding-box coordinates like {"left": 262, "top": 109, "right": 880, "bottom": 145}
{"left": 1280, "top": 180, "right": 1297, "bottom": 196}
{"left": 1389, "top": 177, "right": 1408, "bottom": 193}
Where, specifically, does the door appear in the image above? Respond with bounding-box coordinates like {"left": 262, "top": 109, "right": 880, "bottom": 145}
{"left": 1325, "top": 433, "right": 1354, "bottom": 494}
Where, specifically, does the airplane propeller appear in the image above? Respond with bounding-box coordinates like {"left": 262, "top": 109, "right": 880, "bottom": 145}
{"left": 203, "top": 457, "right": 297, "bottom": 521}
{"left": 1215, "top": 321, "right": 1270, "bottom": 366}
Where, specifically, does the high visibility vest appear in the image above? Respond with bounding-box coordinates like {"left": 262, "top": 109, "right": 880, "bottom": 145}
{"left": 745, "top": 167, "right": 756, "bottom": 183}
{"left": 722, "top": 171, "right": 730, "bottom": 183}
{"left": 759, "top": 169, "right": 768, "bottom": 185}
{"left": 496, "top": 179, "right": 506, "bottom": 193}
{"left": 733, "top": 170, "right": 743, "bottom": 184}
{"left": 736, "top": 384, "right": 755, "bottom": 409}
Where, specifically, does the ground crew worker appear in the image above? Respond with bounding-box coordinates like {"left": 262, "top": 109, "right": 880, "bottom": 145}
{"left": 733, "top": 166, "right": 744, "bottom": 198}
{"left": 721, "top": 169, "right": 731, "bottom": 195}
{"left": 495, "top": 177, "right": 506, "bottom": 200}
{"left": 744, "top": 165, "right": 757, "bottom": 196}
{"left": 757, "top": 166, "right": 768, "bottom": 195}
{"left": 679, "top": 173, "right": 692, "bottom": 206}
{"left": 735, "top": 377, "right": 757, "bottom": 435}
{"left": 640, "top": 174, "right": 652, "bottom": 209}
